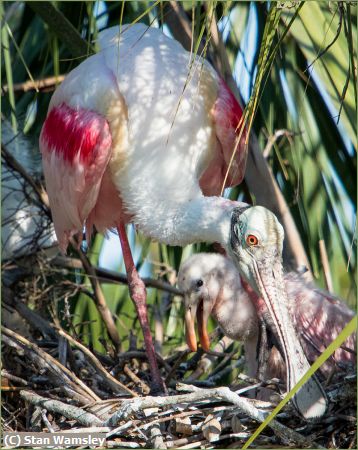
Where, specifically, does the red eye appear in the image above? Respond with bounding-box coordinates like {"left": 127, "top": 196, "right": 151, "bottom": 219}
{"left": 246, "top": 234, "right": 259, "bottom": 246}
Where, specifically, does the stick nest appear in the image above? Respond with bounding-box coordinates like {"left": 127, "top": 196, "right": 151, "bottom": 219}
{"left": 2, "top": 253, "right": 356, "bottom": 450}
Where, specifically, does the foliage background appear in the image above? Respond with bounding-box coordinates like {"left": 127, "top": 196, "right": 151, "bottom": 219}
{"left": 1, "top": 1, "right": 356, "bottom": 358}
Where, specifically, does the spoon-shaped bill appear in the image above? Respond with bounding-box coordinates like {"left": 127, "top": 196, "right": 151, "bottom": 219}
{"left": 253, "top": 257, "right": 328, "bottom": 419}
{"left": 229, "top": 206, "right": 328, "bottom": 420}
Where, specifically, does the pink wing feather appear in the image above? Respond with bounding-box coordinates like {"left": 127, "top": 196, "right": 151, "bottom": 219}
{"left": 285, "top": 274, "right": 356, "bottom": 375}
{"left": 200, "top": 78, "right": 247, "bottom": 196}
{"left": 40, "top": 103, "right": 116, "bottom": 252}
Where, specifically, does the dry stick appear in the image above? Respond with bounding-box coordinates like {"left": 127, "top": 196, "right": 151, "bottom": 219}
{"left": 187, "top": 336, "right": 234, "bottom": 381}
{"left": 41, "top": 409, "right": 55, "bottom": 433}
{"left": 116, "top": 351, "right": 172, "bottom": 374}
{"left": 29, "top": 2, "right": 92, "bottom": 59}
{"left": 112, "top": 404, "right": 239, "bottom": 438}
{"left": 166, "top": 434, "right": 205, "bottom": 449}
{"left": 2, "top": 334, "right": 90, "bottom": 405}
{"left": 2, "top": 326, "right": 100, "bottom": 403}
{"left": 123, "top": 365, "right": 150, "bottom": 395}
{"left": 52, "top": 255, "right": 183, "bottom": 296}
{"left": 61, "top": 426, "right": 111, "bottom": 433}
{"left": 150, "top": 424, "right": 167, "bottom": 449}
{"left": 1, "top": 144, "right": 50, "bottom": 209}
{"left": 20, "top": 391, "right": 103, "bottom": 427}
{"left": 70, "top": 237, "right": 122, "bottom": 352}
{"left": 104, "top": 384, "right": 323, "bottom": 448}
{"left": 319, "top": 239, "right": 334, "bottom": 293}
{"left": 165, "top": 350, "right": 190, "bottom": 385}
{"left": 1, "top": 369, "right": 29, "bottom": 386}
{"left": 2, "top": 75, "right": 65, "bottom": 94}
{"left": 54, "top": 326, "right": 137, "bottom": 397}
{"left": 4, "top": 288, "right": 57, "bottom": 341}
{"left": 106, "top": 441, "right": 142, "bottom": 449}
{"left": 262, "top": 129, "right": 298, "bottom": 159}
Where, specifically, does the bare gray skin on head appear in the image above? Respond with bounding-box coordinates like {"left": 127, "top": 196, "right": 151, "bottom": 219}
{"left": 228, "top": 205, "right": 328, "bottom": 420}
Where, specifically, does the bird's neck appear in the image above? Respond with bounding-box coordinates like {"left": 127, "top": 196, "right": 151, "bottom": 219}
{"left": 163, "top": 196, "right": 242, "bottom": 248}
{"left": 212, "top": 276, "right": 258, "bottom": 342}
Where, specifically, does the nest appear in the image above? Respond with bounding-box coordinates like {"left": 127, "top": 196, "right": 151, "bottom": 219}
{"left": 1, "top": 141, "right": 356, "bottom": 448}
{"left": 2, "top": 254, "right": 356, "bottom": 449}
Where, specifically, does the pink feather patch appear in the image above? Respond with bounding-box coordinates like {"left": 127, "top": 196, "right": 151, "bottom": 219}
{"left": 200, "top": 79, "right": 247, "bottom": 196}
{"left": 40, "top": 103, "right": 119, "bottom": 252}
{"left": 41, "top": 103, "right": 110, "bottom": 164}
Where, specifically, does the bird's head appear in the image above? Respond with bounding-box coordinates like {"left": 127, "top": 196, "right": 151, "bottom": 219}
{"left": 229, "top": 205, "right": 284, "bottom": 292}
{"left": 229, "top": 205, "right": 328, "bottom": 420}
{"left": 178, "top": 254, "right": 225, "bottom": 352}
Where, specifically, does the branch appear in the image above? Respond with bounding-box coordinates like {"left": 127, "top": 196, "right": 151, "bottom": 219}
{"left": 52, "top": 255, "right": 183, "bottom": 296}
{"left": 2, "top": 75, "right": 65, "bottom": 94}
{"left": 104, "top": 383, "right": 323, "bottom": 448}
{"left": 20, "top": 390, "right": 103, "bottom": 427}
{"left": 2, "top": 326, "right": 100, "bottom": 404}
{"left": 29, "top": 2, "right": 93, "bottom": 59}
{"left": 55, "top": 326, "right": 136, "bottom": 397}
{"left": 70, "top": 237, "right": 122, "bottom": 352}
{"left": 1, "top": 143, "right": 50, "bottom": 210}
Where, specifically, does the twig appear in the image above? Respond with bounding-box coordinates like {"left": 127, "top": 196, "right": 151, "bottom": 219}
{"left": 1, "top": 369, "right": 29, "bottom": 386}
{"left": 3, "top": 288, "right": 57, "bottom": 341}
{"left": 54, "top": 326, "right": 137, "bottom": 397}
{"left": 150, "top": 424, "right": 167, "bottom": 449}
{"left": 104, "top": 384, "right": 323, "bottom": 448}
{"left": 52, "top": 255, "right": 183, "bottom": 296}
{"left": 2, "top": 75, "right": 65, "bottom": 94}
{"left": 165, "top": 350, "right": 190, "bottom": 385}
{"left": 41, "top": 409, "right": 55, "bottom": 433}
{"left": 262, "top": 129, "right": 299, "bottom": 159}
{"left": 20, "top": 391, "right": 103, "bottom": 427}
{"left": 29, "top": 2, "right": 92, "bottom": 59}
{"left": 166, "top": 434, "right": 205, "bottom": 449}
{"left": 70, "top": 237, "right": 122, "bottom": 352}
{"left": 116, "top": 351, "right": 172, "bottom": 373}
{"left": 123, "top": 365, "right": 150, "bottom": 395}
{"left": 205, "top": 358, "right": 245, "bottom": 387}
{"left": 1, "top": 143, "right": 50, "bottom": 210}
{"left": 2, "top": 326, "right": 100, "bottom": 404}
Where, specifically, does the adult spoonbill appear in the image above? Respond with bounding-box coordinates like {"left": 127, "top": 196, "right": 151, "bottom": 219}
{"left": 40, "top": 24, "right": 326, "bottom": 418}
{"left": 40, "top": 23, "right": 247, "bottom": 394}
{"left": 179, "top": 253, "right": 356, "bottom": 381}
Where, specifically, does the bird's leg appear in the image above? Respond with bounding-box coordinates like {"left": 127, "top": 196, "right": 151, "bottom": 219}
{"left": 117, "top": 223, "right": 166, "bottom": 394}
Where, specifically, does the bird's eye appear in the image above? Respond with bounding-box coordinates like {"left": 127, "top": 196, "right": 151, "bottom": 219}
{"left": 196, "top": 279, "right": 203, "bottom": 288}
{"left": 246, "top": 234, "right": 259, "bottom": 246}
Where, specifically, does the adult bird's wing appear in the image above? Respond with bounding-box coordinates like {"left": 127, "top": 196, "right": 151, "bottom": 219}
{"left": 286, "top": 274, "right": 356, "bottom": 374}
{"left": 40, "top": 102, "right": 113, "bottom": 252}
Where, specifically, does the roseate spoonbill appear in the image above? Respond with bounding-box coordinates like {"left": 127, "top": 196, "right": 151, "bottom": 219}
{"left": 228, "top": 206, "right": 329, "bottom": 418}
{"left": 178, "top": 253, "right": 356, "bottom": 382}
{"left": 39, "top": 24, "right": 247, "bottom": 394}
{"left": 39, "top": 24, "right": 326, "bottom": 418}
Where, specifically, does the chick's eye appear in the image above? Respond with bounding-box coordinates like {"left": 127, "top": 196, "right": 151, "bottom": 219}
{"left": 196, "top": 279, "right": 203, "bottom": 288}
{"left": 246, "top": 234, "right": 259, "bottom": 246}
